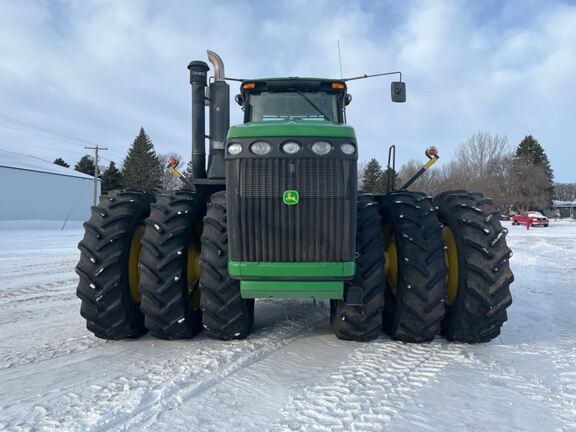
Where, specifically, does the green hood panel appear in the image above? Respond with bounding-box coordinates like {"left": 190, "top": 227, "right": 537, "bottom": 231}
{"left": 227, "top": 121, "right": 356, "bottom": 140}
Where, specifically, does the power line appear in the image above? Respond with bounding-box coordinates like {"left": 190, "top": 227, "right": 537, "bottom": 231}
{"left": 0, "top": 113, "right": 125, "bottom": 158}
{"left": 0, "top": 113, "right": 98, "bottom": 146}
{"left": 0, "top": 124, "right": 90, "bottom": 146}
{"left": 0, "top": 125, "right": 123, "bottom": 158}
{"left": 0, "top": 139, "right": 90, "bottom": 157}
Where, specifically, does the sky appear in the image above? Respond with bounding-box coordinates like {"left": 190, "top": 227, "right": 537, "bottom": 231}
{"left": 0, "top": 0, "right": 575, "bottom": 182}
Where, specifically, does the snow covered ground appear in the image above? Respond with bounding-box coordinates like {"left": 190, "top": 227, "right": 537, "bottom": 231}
{"left": 0, "top": 220, "right": 575, "bottom": 431}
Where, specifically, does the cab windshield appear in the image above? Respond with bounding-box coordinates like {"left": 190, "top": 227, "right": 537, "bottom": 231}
{"left": 247, "top": 91, "right": 340, "bottom": 123}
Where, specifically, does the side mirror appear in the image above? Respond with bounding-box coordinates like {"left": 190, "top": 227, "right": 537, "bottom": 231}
{"left": 391, "top": 81, "right": 406, "bottom": 103}
{"left": 235, "top": 94, "right": 244, "bottom": 106}
{"left": 344, "top": 94, "right": 353, "bottom": 106}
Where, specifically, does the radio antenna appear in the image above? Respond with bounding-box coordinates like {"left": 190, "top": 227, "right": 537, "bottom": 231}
{"left": 337, "top": 40, "right": 343, "bottom": 79}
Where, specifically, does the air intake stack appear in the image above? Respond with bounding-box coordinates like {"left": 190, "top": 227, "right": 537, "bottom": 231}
{"left": 206, "top": 50, "right": 229, "bottom": 179}
{"left": 187, "top": 60, "right": 209, "bottom": 179}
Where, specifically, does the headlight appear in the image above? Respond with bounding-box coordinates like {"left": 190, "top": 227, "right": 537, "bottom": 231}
{"left": 311, "top": 141, "right": 332, "bottom": 155}
{"left": 340, "top": 143, "right": 355, "bottom": 155}
{"left": 250, "top": 141, "right": 272, "bottom": 155}
{"left": 281, "top": 141, "right": 301, "bottom": 154}
{"left": 227, "top": 143, "right": 243, "bottom": 155}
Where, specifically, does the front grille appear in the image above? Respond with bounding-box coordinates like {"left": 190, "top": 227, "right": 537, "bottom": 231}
{"left": 227, "top": 158, "right": 356, "bottom": 262}
{"left": 240, "top": 159, "right": 346, "bottom": 198}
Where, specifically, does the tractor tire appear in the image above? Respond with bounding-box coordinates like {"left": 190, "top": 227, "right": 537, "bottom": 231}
{"left": 76, "top": 190, "right": 152, "bottom": 340}
{"left": 200, "top": 191, "right": 254, "bottom": 340}
{"left": 138, "top": 191, "right": 205, "bottom": 339}
{"left": 331, "top": 195, "right": 386, "bottom": 341}
{"left": 380, "top": 191, "right": 447, "bottom": 343}
{"left": 433, "top": 190, "right": 513, "bottom": 343}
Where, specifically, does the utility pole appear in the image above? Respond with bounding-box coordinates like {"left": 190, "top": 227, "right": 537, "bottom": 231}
{"left": 84, "top": 145, "right": 108, "bottom": 205}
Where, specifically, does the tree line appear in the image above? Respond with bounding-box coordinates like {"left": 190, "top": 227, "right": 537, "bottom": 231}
{"left": 55, "top": 128, "right": 568, "bottom": 213}
{"left": 54, "top": 127, "right": 190, "bottom": 194}
{"left": 361, "top": 132, "right": 562, "bottom": 213}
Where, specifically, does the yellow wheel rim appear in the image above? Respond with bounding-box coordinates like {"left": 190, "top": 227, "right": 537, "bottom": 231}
{"left": 128, "top": 225, "right": 145, "bottom": 303}
{"left": 443, "top": 226, "right": 459, "bottom": 306}
{"left": 383, "top": 223, "right": 399, "bottom": 293}
{"left": 187, "top": 240, "right": 201, "bottom": 311}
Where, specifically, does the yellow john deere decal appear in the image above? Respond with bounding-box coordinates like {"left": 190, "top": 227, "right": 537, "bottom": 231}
{"left": 283, "top": 190, "right": 299, "bottom": 205}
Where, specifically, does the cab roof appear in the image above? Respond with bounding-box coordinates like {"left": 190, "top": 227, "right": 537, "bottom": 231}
{"left": 240, "top": 77, "right": 346, "bottom": 93}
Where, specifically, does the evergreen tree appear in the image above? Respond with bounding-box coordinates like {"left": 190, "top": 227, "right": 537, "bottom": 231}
{"left": 361, "top": 158, "right": 384, "bottom": 193}
{"left": 515, "top": 135, "right": 554, "bottom": 181}
{"left": 514, "top": 135, "right": 554, "bottom": 206}
{"left": 101, "top": 161, "right": 123, "bottom": 194}
{"left": 53, "top": 157, "right": 70, "bottom": 168}
{"left": 121, "top": 127, "right": 162, "bottom": 193}
{"left": 74, "top": 155, "right": 96, "bottom": 176}
{"left": 180, "top": 160, "right": 194, "bottom": 190}
{"left": 380, "top": 167, "right": 400, "bottom": 192}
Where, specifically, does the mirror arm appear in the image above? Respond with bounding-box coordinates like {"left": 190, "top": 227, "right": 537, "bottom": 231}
{"left": 343, "top": 71, "right": 402, "bottom": 82}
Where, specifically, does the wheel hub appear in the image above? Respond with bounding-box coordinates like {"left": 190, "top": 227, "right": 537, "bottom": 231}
{"left": 383, "top": 224, "right": 398, "bottom": 294}
{"left": 128, "top": 225, "right": 145, "bottom": 303}
{"left": 442, "top": 226, "right": 459, "bottom": 306}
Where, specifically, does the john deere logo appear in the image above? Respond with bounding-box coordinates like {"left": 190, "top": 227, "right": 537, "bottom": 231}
{"left": 283, "top": 190, "right": 299, "bottom": 205}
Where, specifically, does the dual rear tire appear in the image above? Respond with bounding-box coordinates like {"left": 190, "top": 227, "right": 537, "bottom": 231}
{"left": 76, "top": 189, "right": 252, "bottom": 341}
{"left": 331, "top": 190, "right": 513, "bottom": 343}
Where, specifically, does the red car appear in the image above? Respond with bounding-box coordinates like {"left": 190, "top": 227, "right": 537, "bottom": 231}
{"left": 512, "top": 211, "right": 549, "bottom": 227}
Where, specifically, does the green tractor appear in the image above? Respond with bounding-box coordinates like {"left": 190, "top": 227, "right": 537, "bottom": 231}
{"left": 76, "top": 51, "right": 513, "bottom": 343}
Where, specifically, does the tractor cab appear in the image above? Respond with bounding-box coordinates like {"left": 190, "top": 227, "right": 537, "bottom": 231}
{"left": 236, "top": 78, "right": 349, "bottom": 124}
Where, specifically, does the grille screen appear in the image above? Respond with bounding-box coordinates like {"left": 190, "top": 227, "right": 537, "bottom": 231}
{"left": 228, "top": 158, "right": 355, "bottom": 263}
{"left": 240, "top": 159, "right": 345, "bottom": 198}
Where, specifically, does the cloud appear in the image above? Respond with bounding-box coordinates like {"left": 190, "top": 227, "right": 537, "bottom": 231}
{"left": 0, "top": 0, "right": 574, "bottom": 181}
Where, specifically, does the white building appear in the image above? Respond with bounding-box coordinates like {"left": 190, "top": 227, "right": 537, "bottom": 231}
{"left": 551, "top": 200, "right": 576, "bottom": 219}
{"left": 0, "top": 149, "right": 99, "bottom": 221}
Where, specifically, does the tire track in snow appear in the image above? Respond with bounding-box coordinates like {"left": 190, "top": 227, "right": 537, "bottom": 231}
{"left": 269, "top": 339, "right": 463, "bottom": 431}
{"left": 455, "top": 344, "right": 576, "bottom": 432}
{"left": 0, "top": 278, "right": 77, "bottom": 309}
{"left": 547, "top": 346, "right": 576, "bottom": 430}
{"left": 0, "top": 334, "right": 101, "bottom": 370}
{"left": 107, "top": 312, "right": 331, "bottom": 432}
{"left": 0, "top": 304, "right": 330, "bottom": 432}
{"left": 0, "top": 257, "right": 76, "bottom": 283}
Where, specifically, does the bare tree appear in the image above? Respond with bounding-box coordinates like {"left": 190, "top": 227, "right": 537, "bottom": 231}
{"left": 455, "top": 131, "right": 510, "bottom": 179}
{"left": 433, "top": 131, "right": 515, "bottom": 212}
{"left": 397, "top": 159, "right": 441, "bottom": 195}
{"left": 554, "top": 183, "right": 576, "bottom": 202}
{"left": 484, "top": 154, "right": 515, "bottom": 213}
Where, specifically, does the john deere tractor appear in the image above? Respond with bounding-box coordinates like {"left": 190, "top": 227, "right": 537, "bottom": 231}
{"left": 76, "top": 51, "right": 513, "bottom": 343}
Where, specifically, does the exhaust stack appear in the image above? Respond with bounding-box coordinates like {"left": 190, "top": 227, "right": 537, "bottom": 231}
{"left": 207, "top": 50, "right": 225, "bottom": 81}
